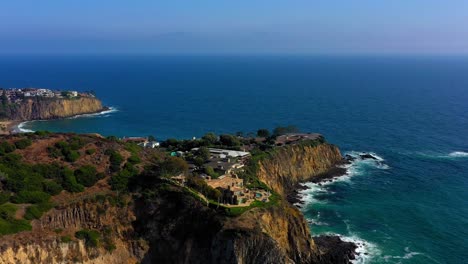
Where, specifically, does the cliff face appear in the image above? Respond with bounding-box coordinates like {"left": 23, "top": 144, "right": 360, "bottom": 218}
{"left": 257, "top": 143, "right": 342, "bottom": 196}
{"left": 0, "top": 199, "right": 146, "bottom": 264}
{"left": 8, "top": 97, "right": 105, "bottom": 121}
{"left": 134, "top": 186, "right": 319, "bottom": 264}
{"left": 0, "top": 137, "right": 346, "bottom": 264}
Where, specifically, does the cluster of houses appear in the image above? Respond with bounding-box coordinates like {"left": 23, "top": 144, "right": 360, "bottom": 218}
{"left": 185, "top": 147, "right": 270, "bottom": 206}
{"left": 274, "top": 133, "right": 322, "bottom": 146}
{"left": 127, "top": 133, "right": 321, "bottom": 207}
{"left": 1, "top": 88, "right": 92, "bottom": 104}
{"left": 121, "top": 137, "right": 160, "bottom": 148}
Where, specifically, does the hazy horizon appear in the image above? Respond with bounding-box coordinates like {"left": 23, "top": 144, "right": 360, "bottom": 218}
{"left": 1, "top": 1, "right": 468, "bottom": 54}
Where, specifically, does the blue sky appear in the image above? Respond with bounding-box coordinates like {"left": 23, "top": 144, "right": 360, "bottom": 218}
{"left": 1, "top": 0, "right": 468, "bottom": 54}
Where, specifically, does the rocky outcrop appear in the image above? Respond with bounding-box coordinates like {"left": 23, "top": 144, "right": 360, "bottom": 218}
{"left": 257, "top": 143, "right": 342, "bottom": 196}
{"left": 7, "top": 97, "right": 105, "bottom": 121}
{"left": 134, "top": 186, "right": 320, "bottom": 264}
{"left": 0, "top": 138, "right": 350, "bottom": 264}
{"left": 0, "top": 199, "right": 147, "bottom": 264}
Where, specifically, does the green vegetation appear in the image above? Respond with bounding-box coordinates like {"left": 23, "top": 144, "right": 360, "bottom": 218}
{"left": 74, "top": 165, "right": 101, "bottom": 187}
{"left": 0, "top": 203, "right": 32, "bottom": 235}
{"left": 257, "top": 128, "right": 270, "bottom": 138}
{"left": 223, "top": 192, "right": 281, "bottom": 217}
{"left": 48, "top": 137, "right": 87, "bottom": 162}
{"left": 24, "top": 202, "right": 54, "bottom": 220}
{"left": 74, "top": 228, "right": 115, "bottom": 251}
{"left": 204, "top": 166, "right": 220, "bottom": 178}
{"left": 14, "top": 138, "right": 32, "bottom": 149}
{"left": 61, "top": 235, "right": 72, "bottom": 243}
{"left": 61, "top": 168, "right": 85, "bottom": 193}
{"left": 272, "top": 125, "right": 300, "bottom": 137}
{"left": 0, "top": 141, "right": 16, "bottom": 155}
{"left": 85, "top": 148, "right": 96, "bottom": 155}
{"left": 0, "top": 192, "right": 10, "bottom": 205}
{"left": 186, "top": 175, "right": 221, "bottom": 201}
{"left": 158, "top": 156, "right": 188, "bottom": 177}
{"left": 75, "top": 229, "right": 101, "bottom": 248}
{"left": 105, "top": 149, "right": 124, "bottom": 173}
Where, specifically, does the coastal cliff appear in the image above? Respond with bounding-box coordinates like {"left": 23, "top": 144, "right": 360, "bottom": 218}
{"left": 5, "top": 97, "right": 105, "bottom": 121}
{"left": 134, "top": 185, "right": 320, "bottom": 264}
{"left": 0, "top": 199, "right": 146, "bottom": 264}
{"left": 257, "top": 143, "right": 343, "bottom": 196}
{"left": 0, "top": 133, "right": 353, "bottom": 264}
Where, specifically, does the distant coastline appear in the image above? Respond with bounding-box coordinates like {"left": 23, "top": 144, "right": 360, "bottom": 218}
{"left": 0, "top": 87, "right": 109, "bottom": 134}
{"left": 8, "top": 106, "right": 115, "bottom": 134}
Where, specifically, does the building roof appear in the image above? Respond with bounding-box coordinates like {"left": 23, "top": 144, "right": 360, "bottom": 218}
{"left": 208, "top": 148, "right": 250, "bottom": 158}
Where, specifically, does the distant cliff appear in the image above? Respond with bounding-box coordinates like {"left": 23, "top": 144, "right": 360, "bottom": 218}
{"left": 4, "top": 97, "right": 105, "bottom": 121}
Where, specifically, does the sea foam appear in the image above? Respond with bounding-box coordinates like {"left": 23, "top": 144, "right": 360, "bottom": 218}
{"left": 296, "top": 151, "right": 389, "bottom": 207}
{"left": 15, "top": 107, "right": 118, "bottom": 133}
{"left": 448, "top": 151, "right": 468, "bottom": 157}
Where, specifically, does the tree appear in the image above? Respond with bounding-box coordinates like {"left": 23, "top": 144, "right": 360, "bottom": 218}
{"left": 201, "top": 133, "right": 217, "bottom": 145}
{"left": 193, "top": 157, "right": 205, "bottom": 168}
{"left": 159, "top": 157, "right": 188, "bottom": 176}
{"left": 74, "top": 165, "right": 99, "bottom": 187}
{"left": 1, "top": 90, "right": 7, "bottom": 106}
{"left": 257, "top": 129, "right": 270, "bottom": 138}
{"left": 148, "top": 135, "right": 156, "bottom": 142}
{"left": 195, "top": 146, "right": 210, "bottom": 162}
{"left": 219, "top": 134, "right": 240, "bottom": 147}
{"left": 273, "top": 125, "right": 300, "bottom": 136}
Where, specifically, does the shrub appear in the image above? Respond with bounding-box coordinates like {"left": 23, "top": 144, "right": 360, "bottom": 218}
{"left": 0, "top": 218, "right": 31, "bottom": 235}
{"left": 85, "top": 148, "right": 96, "bottom": 155}
{"left": 42, "top": 180, "right": 63, "bottom": 195}
{"left": 106, "top": 150, "right": 124, "bottom": 173}
{"left": 69, "top": 136, "right": 85, "bottom": 150}
{"left": 110, "top": 169, "right": 136, "bottom": 192}
{"left": 219, "top": 134, "right": 241, "bottom": 147}
{"left": 0, "top": 141, "right": 16, "bottom": 155}
{"left": 204, "top": 166, "right": 219, "bottom": 178}
{"left": 12, "top": 191, "right": 51, "bottom": 204}
{"left": 61, "top": 235, "right": 72, "bottom": 243}
{"left": 0, "top": 192, "right": 10, "bottom": 205}
{"left": 14, "top": 138, "right": 32, "bottom": 149}
{"left": 159, "top": 156, "right": 188, "bottom": 177}
{"left": 0, "top": 203, "right": 17, "bottom": 220}
{"left": 74, "top": 165, "right": 98, "bottom": 187}
{"left": 127, "top": 154, "right": 141, "bottom": 165}
{"left": 75, "top": 229, "right": 100, "bottom": 248}
{"left": 34, "top": 131, "right": 51, "bottom": 137}
{"left": 61, "top": 169, "right": 84, "bottom": 193}
{"left": 64, "top": 150, "right": 80, "bottom": 162}
{"left": 24, "top": 202, "right": 53, "bottom": 220}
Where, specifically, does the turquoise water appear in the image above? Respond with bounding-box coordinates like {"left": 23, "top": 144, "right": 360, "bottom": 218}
{"left": 1, "top": 55, "right": 467, "bottom": 263}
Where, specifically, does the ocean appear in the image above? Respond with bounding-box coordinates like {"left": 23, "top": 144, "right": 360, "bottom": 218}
{"left": 1, "top": 55, "right": 467, "bottom": 263}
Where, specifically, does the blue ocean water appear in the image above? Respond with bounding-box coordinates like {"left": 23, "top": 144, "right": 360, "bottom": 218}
{"left": 1, "top": 55, "right": 467, "bottom": 263}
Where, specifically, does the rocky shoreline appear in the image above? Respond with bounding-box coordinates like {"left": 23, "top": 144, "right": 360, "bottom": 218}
{"left": 287, "top": 152, "right": 382, "bottom": 263}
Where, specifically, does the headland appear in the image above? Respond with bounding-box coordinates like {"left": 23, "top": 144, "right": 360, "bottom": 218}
{"left": 0, "top": 128, "right": 360, "bottom": 263}
{"left": 0, "top": 88, "right": 108, "bottom": 134}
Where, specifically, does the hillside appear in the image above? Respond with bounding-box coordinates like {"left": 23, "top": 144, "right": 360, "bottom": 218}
{"left": 0, "top": 132, "right": 356, "bottom": 264}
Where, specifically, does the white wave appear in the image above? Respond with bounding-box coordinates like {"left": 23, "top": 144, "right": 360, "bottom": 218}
{"left": 297, "top": 151, "right": 389, "bottom": 207}
{"left": 12, "top": 107, "right": 118, "bottom": 133}
{"left": 16, "top": 122, "right": 34, "bottom": 133}
{"left": 66, "top": 106, "right": 118, "bottom": 119}
{"left": 382, "top": 246, "right": 428, "bottom": 264}
{"left": 448, "top": 151, "right": 468, "bottom": 158}
{"left": 320, "top": 233, "right": 381, "bottom": 264}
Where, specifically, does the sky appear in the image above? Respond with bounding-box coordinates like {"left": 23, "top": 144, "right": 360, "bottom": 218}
{"left": 1, "top": 0, "right": 468, "bottom": 54}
